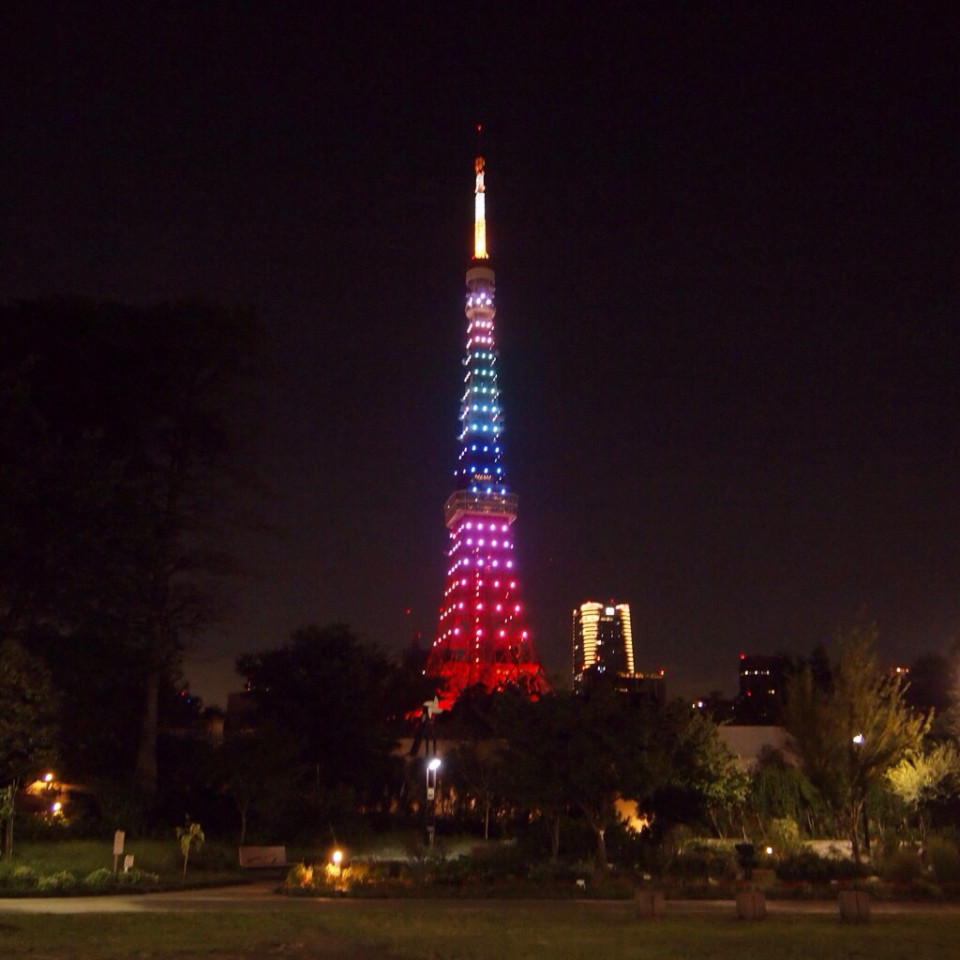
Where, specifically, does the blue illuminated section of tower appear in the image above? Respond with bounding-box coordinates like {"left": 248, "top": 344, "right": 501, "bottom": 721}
{"left": 425, "top": 155, "right": 548, "bottom": 708}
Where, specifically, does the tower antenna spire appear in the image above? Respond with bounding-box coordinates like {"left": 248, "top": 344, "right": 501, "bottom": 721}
{"left": 473, "top": 130, "right": 488, "bottom": 261}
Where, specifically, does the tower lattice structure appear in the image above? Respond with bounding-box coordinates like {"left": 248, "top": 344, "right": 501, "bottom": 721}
{"left": 425, "top": 155, "right": 548, "bottom": 708}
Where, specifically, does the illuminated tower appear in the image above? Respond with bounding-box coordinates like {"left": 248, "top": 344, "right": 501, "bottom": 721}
{"left": 572, "top": 601, "right": 635, "bottom": 692}
{"left": 425, "top": 154, "right": 547, "bottom": 708}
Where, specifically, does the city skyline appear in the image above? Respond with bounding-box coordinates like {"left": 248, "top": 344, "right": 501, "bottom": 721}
{"left": 1, "top": 4, "right": 956, "bottom": 707}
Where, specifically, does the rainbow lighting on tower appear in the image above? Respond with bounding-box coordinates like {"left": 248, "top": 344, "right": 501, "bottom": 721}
{"left": 424, "top": 151, "right": 548, "bottom": 708}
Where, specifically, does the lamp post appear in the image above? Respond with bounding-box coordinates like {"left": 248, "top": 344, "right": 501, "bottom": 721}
{"left": 426, "top": 757, "right": 441, "bottom": 848}
{"left": 851, "top": 732, "right": 870, "bottom": 859}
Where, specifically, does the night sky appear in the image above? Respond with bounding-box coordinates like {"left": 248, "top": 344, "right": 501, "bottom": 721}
{"left": 2, "top": 2, "right": 957, "bottom": 707}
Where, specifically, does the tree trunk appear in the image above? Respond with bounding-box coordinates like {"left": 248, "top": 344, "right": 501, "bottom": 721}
{"left": 0, "top": 780, "right": 18, "bottom": 859}
{"left": 850, "top": 798, "right": 863, "bottom": 864}
{"left": 135, "top": 668, "right": 160, "bottom": 797}
{"left": 1, "top": 816, "right": 13, "bottom": 859}
{"left": 594, "top": 826, "right": 607, "bottom": 873}
{"left": 237, "top": 799, "right": 248, "bottom": 846}
{"left": 550, "top": 809, "right": 561, "bottom": 861}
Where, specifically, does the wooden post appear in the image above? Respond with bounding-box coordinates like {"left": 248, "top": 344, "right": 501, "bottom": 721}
{"left": 839, "top": 890, "right": 870, "bottom": 923}
{"left": 736, "top": 890, "right": 767, "bottom": 920}
{"left": 635, "top": 889, "right": 665, "bottom": 918}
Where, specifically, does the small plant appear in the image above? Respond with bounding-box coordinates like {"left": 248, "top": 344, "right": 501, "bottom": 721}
{"left": 0, "top": 863, "right": 36, "bottom": 891}
{"left": 117, "top": 868, "right": 160, "bottom": 887}
{"left": 284, "top": 862, "right": 314, "bottom": 888}
{"left": 175, "top": 818, "right": 205, "bottom": 879}
{"left": 36, "top": 870, "right": 77, "bottom": 892}
{"left": 83, "top": 867, "right": 115, "bottom": 890}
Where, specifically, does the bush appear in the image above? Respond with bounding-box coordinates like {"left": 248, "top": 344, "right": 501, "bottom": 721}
{"left": 284, "top": 863, "right": 314, "bottom": 888}
{"left": 776, "top": 850, "right": 868, "bottom": 884}
{"left": 665, "top": 848, "right": 738, "bottom": 882}
{"left": 0, "top": 863, "right": 36, "bottom": 890}
{"left": 116, "top": 868, "right": 160, "bottom": 887}
{"left": 83, "top": 867, "right": 115, "bottom": 890}
{"left": 767, "top": 817, "right": 803, "bottom": 857}
{"left": 36, "top": 870, "right": 77, "bottom": 892}
{"left": 927, "top": 837, "right": 960, "bottom": 883}
{"left": 882, "top": 845, "right": 924, "bottom": 884}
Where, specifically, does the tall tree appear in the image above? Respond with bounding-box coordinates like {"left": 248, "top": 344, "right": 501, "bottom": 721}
{"left": 0, "top": 298, "right": 264, "bottom": 797}
{"left": 496, "top": 683, "right": 742, "bottom": 870}
{"left": 784, "top": 623, "right": 929, "bottom": 862}
{"left": 0, "top": 639, "right": 59, "bottom": 856}
{"left": 236, "top": 624, "right": 403, "bottom": 810}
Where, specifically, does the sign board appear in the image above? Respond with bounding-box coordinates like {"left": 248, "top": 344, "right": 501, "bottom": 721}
{"left": 113, "top": 831, "right": 125, "bottom": 856}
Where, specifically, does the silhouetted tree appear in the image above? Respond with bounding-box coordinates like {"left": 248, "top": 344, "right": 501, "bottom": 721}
{"left": 236, "top": 624, "right": 403, "bottom": 813}
{"left": 0, "top": 639, "right": 59, "bottom": 856}
{"left": 0, "top": 298, "right": 265, "bottom": 798}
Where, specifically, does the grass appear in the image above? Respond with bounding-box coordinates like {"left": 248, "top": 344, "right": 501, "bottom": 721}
{"left": 1, "top": 901, "right": 959, "bottom": 959}
{"left": 6, "top": 838, "right": 244, "bottom": 888}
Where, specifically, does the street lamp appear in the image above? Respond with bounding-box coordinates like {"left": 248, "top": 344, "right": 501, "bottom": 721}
{"left": 426, "top": 757, "right": 442, "bottom": 848}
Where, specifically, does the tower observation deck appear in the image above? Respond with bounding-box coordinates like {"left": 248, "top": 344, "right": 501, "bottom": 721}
{"left": 424, "top": 154, "right": 548, "bottom": 708}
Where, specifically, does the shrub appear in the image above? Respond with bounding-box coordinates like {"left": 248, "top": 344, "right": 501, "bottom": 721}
{"left": 36, "top": 870, "right": 77, "bottom": 892}
{"left": 665, "top": 843, "right": 738, "bottom": 882}
{"left": 284, "top": 863, "right": 314, "bottom": 888}
{"left": 927, "top": 837, "right": 960, "bottom": 883}
{"left": 776, "top": 850, "right": 868, "bottom": 884}
{"left": 0, "top": 864, "right": 37, "bottom": 888}
{"left": 83, "top": 867, "right": 115, "bottom": 890}
{"left": 767, "top": 817, "right": 803, "bottom": 857}
{"left": 882, "top": 846, "right": 924, "bottom": 884}
{"left": 116, "top": 868, "right": 160, "bottom": 887}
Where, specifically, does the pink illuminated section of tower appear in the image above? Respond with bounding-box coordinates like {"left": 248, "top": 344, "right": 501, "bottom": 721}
{"left": 425, "top": 155, "right": 548, "bottom": 708}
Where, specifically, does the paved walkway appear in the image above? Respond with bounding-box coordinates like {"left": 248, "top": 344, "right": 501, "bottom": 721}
{"left": 2, "top": 884, "right": 960, "bottom": 916}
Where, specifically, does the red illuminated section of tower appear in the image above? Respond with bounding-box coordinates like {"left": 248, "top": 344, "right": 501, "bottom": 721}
{"left": 425, "top": 155, "right": 548, "bottom": 708}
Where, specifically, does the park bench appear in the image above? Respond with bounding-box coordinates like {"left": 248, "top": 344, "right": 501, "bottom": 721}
{"left": 238, "top": 845, "right": 288, "bottom": 869}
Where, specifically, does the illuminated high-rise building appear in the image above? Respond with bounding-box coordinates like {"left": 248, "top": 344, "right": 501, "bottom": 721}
{"left": 572, "top": 601, "right": 635, "bottom": 691}
{"left": 425, "top": 154, "right": 548, "bottom": 708}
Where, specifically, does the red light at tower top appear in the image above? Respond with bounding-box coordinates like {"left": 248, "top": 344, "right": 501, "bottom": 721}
{"left": 424, "top": 155, "right": 548, "bottom": 709}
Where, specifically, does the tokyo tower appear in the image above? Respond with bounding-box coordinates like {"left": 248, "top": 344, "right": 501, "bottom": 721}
{"left": 425, "top": 154, "right": 548, "bottom": 708}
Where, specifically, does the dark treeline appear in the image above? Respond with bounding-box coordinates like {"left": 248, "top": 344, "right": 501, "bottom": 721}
{"left": 0, "top": 298, "right": 265, "bottom": 837}
{"left": 2, "top": 299, "right": 959, "bottom": 874}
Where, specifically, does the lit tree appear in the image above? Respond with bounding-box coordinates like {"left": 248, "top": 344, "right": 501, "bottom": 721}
{"left": 886, "top": 742, "right": 960, "bottom": 843}
{"left": 784, "top": 623, "right": 929, "bottom": 862}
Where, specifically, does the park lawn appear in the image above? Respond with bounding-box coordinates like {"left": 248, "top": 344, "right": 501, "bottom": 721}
{"left": 12, "top": 838, "right": 243, "bottom": 882}
{"left": 1, "top": 901, "right": 960, "bottom": 959}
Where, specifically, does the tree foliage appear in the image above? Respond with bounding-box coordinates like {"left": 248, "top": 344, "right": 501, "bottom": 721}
{"left": 886, "top": 742, "right": 960, "bottom": 839}
{"left": 0, "top": 638, "right": 59, "bottom": 856}
{"left": 784, "top": 623, "right": 929, "bottom": 861}
{"left": 236, "top": 624, "right": 404, "bottom": 811}
{"left": 0, "top": 297, "right": 264, "bottom": 797}
{"left": 493, "top": 683, "right": 743, "bottom": 870}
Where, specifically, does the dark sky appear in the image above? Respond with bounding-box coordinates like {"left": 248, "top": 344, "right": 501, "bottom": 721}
{"left": 2, "top": 2, "right": 957, "bottom": 706}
